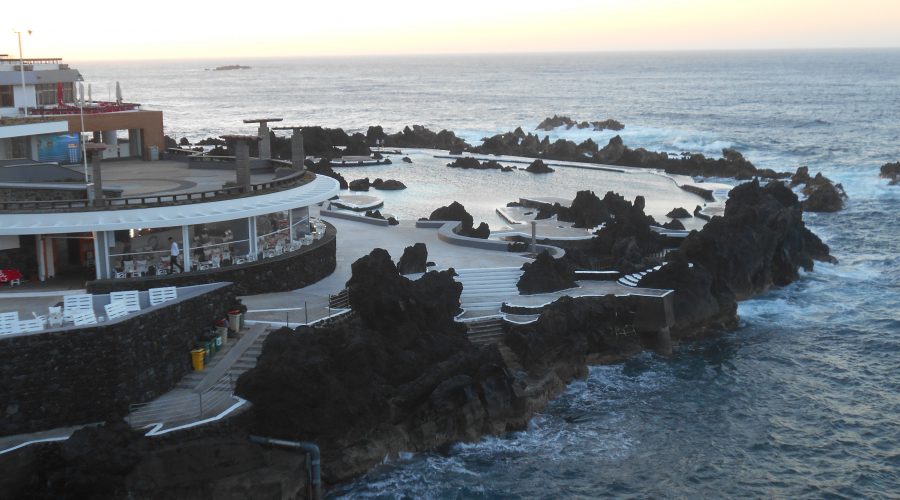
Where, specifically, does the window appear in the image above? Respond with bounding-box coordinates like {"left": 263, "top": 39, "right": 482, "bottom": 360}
{"left": 0, "top": 86, "right": 13, "bottom": 107}
{"left": 35, "top": 83, "right": 74, "bottom": 106}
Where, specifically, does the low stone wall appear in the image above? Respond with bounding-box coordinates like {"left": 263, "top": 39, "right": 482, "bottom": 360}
{"left": 0, "top": 185, "right": 122, "bottom": 202}
{"left": 0, "top": 283, "right": 237, "bottom": 437}
{"left": 86, "top": 222, "right": 337, "bottom": 296}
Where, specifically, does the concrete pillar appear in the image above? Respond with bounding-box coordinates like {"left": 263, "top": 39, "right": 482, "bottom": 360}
{"left": 85, "top": 145, "right": 106, "bottom": 207}
{"left": 292, "top": 128, "right": 305, "bottom": 170}
{"left": 181, "top": 225, "right": 192, "bottom": 272}
{"left": 530, "top": 221, "right": 537, "bottom": 253}
{"left": 248, "top": 217, "right": 258, "bottom": 258}
{"left": 93, "top": 231, "right": 105, "bottom": 280}
{"left": 235, "top": 139, "right": 251, "bottom": 193}
{"left": 258, "top": 122, "right": 271, "bottom": 160}
{"left": 36, "top": 236, "right": 46, "bottom": 282}
{"left": 101, "top": 130, "right": 117, "bottom": 158}
{"left": 128, "top": 129, "right": 142, "bottom": 158}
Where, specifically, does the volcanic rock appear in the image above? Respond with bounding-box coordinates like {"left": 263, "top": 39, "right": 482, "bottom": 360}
{"left": 693, "top": 205, "right": 711, "bottom": 221}
{"left": 881, "top": 162, "right": 900, "bottom": 184}
{"left": 398, "top": 243, "right": 428, "bottom": 274}
{"left": 662, "top": 219, "right": 686, "bottom": 230}
{"left": 235, "top": 248, "right": 527, "bottom": 480}
{"left": 429, "top": 201, "right": 491, "bottom": 239}
{"left": 383, "top": 125, "right": 471, "bottom": 152}
{"left": 372, "top": 178, "right": 407, "bottom": 190}
{"left": 666, "top": 207, "right": 692, "bottom": 219}
{"left": 801, "top": 176, "right": 845, "bottom": 212}
{"left": 402, "top": 156, "right": 413, "bottom": 163}
{"left": 348, "top": 178, "right": 370, "bottom": 191}
{"left": 517, "top": 251, "right": 576, "bottom": 294}
{"left": 309, "top": 158, "right": 349, "bottom": 189}
{"left": 556, "top": 190, "right": 609, "bottom": 228}
{"left": 525, "top": 159, "right": 555, "bottom": 174}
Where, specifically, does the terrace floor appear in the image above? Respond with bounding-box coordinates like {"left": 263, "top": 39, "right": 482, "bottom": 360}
{"left": 65, "top": 159, "right": 279, "bottom": 197}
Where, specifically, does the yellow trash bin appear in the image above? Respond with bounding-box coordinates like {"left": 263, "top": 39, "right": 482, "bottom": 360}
{"left": 191, "top": 348, "right": 205, "bottom": 371}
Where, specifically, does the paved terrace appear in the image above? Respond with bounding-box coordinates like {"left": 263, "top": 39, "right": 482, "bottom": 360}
{"left": 75, "top": 159, "right": 281, "bottom": 197}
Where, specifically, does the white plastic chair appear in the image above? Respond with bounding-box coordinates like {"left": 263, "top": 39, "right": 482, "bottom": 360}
{"left": 72, "top": 309, "right": 98, "bottom": 326}
{"left": 149, "top": 286, "right": 177, "bottom": 306}
{"left": 109, "top": 291, "right": 141, "bottom": 313}
{"left": 104, "top": 301, "right": 129, "bottom": 321}
{"left": 16, "top": 318, "right": 44, "bottom": 333}
{"left": 0, "top": 312, "right": 19, "bottom": 335}
{"left": 47, "top": 306, "right": 63, "bottom": 327}
{"left": 63, "top": 294, "right": 94, "bottom": 322}
{"left": 123, "top": 260, "right": 136, "bottom": 277}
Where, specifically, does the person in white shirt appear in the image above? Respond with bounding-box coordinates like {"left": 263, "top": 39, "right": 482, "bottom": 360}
{"left": 168, "top": 237, "right": 183, "bottom": 272}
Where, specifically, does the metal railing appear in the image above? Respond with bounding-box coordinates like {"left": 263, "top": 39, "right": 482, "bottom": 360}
{"left": 127, "top": 374, "right": 237, "bottom": 430}
{"left": 0, "top": 169, "right": 313, "bottom": 212}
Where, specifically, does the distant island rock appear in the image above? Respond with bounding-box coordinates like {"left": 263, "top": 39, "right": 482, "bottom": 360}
{"left": 536, "top": 115, "right": 625, "bottom": 131}
{"left": 212, "top": 65, "right": 251, "bottom": 71}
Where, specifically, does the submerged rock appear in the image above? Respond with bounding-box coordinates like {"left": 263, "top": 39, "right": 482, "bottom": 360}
{"left": 402, "top": 156, "right": 413, "bottom": 163}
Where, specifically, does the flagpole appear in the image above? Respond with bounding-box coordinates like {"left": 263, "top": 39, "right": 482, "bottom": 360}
{"left": 78, "top": 83, "right": 91, "bottom": 199}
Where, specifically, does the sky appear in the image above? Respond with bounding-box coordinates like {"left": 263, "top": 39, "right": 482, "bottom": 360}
{"left": 2, "top": 0, "right": 899, "bottom": 61}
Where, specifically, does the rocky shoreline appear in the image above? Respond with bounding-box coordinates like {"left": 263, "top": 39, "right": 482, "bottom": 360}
{"left": 166, "top": 120, "right": 849, "bottom": 211}
{"left": 0, "top": 173, "right": 836, "bottom": 498}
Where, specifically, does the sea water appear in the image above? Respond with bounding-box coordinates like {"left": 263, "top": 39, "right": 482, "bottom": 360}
{"left": 77, "top": 50, "right": 900, "bottom": 497}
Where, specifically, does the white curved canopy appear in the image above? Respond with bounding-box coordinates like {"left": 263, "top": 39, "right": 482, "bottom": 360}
{"left": 0, "top": 175, "right": 340, "bottom": 235}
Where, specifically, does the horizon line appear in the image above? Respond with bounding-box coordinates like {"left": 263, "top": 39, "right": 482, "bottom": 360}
{"left": 65, "top": 46, "right": 900, "bottom": 63}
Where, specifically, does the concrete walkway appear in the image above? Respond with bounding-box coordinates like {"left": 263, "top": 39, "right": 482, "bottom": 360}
{"left": 126, "top": 323, "right": 269, "bottom": 432}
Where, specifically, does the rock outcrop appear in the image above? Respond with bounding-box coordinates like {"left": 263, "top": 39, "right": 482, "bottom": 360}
{"left": 348, "top": 178, "right": 370, "bottom": 191}
{"left": 790, "top": 167, "right": 847, "bottom": 212}
{"left": 639, "top": 179, "right": 834, "bottom": 336}
{"left": 307, "top": 158, "right": 348, "bottom": 189}
{"left": 446, "top": 157, "right": 514, "bottom": 172}
{"left": 236, "top": 249, "right": 526, "bottom": 481}
{"left": 666, "top": 207, "right": 692, "bottom": 219}
{"left": 536, "top": 115, "right": 624, "bottom": 131}
{"left": 517, "top": 251, "right": 576, "bottom": 294}
{"left": 428, "top": 201, "right": 491, "bottom": 239}
{"left": 881, "top": 162, "right": 900, "bottom": 185}
{"left": 372, "top": 178, "right": 407, "bottom": 190}
{"left": 525, "top": 159, "right": 555, "bottom": 173}
{"left": 398, "top": 243, "right": 428, "bottom": 274}
{"left": 402, "top": 156, "right": 413, "bottom": 163}
{"left": 561, "top": 192, "right": 667, "bottom": 273}
{"left": 383, "top": 125, "right": 471, "bottom": 152}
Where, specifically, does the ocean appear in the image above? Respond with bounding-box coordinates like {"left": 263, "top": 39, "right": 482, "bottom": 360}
{"left": 78, "top": 50, "right": 900, "bottom": 498}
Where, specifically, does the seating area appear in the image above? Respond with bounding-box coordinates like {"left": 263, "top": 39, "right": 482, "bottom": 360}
{"left": 0, "top": 286, "right": 179, "bottom": 336}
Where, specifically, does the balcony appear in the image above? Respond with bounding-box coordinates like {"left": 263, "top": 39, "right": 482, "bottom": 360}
{"left": 26, "top": 101, "right": 141, "bottom": 116}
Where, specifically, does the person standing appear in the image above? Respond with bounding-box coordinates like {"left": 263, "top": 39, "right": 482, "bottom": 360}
{"left": 168, "top": 237, "right": 183, "bottom": 272}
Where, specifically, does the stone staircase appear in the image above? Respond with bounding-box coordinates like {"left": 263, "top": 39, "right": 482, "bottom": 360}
{"left": 465, "top": 317, "right": 506, "bottom": 346}
{"left": 455, "top": 267, "right": 523, "bottom": 314}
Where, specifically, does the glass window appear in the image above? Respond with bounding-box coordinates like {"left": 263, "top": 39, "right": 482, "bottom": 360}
{"left": 107, "top": 227, "right": 183, "bottom": 278}
{"left": 188, "top": 219, "right": 251, "bottom": 268}
{"left": 290, "top": 206, "right": 310, "bottom": 242}
{"left": 0, "top": 85, "right": 13, "bottom": 107}
{"left": 256, "top": 211, "right": 290, "bottom": 258}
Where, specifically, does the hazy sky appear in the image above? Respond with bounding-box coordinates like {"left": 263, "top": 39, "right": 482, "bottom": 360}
{"left": 3, "top": 0, "right": 899, "bottom": 61}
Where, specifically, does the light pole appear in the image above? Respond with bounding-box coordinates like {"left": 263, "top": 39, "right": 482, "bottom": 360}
{"left": 13, "top": 29, "right": 31, "bottom": 116}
